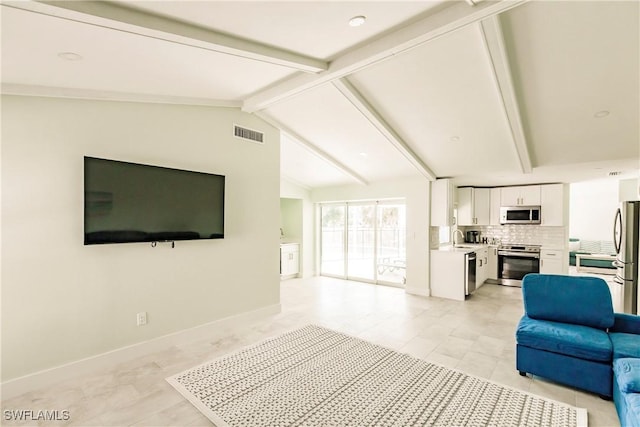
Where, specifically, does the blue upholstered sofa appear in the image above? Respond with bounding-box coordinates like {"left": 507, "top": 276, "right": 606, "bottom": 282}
{"left": 614, "top": 358, "right": 640, "bottom": 426}
{"left": 516, "top": 274, "right": 640, "bottom": 426}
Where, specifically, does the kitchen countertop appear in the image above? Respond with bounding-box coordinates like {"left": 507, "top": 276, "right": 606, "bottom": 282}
{"left": 434, "top": 244, "right": 488, "bottom": 254}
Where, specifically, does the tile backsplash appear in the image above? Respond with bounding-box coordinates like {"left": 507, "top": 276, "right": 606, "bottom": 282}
{"left": 466, "top": 225, "right": 568, "bottom": 249}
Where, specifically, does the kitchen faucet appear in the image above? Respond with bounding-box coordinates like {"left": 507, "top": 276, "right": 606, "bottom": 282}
{"left": 452, "top": 229, "right": 464, "bottom": 246}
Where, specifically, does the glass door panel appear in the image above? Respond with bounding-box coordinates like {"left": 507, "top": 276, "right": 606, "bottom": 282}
{"left": 320, "top": 205, "right": 346, "bottom": 277}
{"left": 320, "top": 200, "right": 406, "bottom": 287}
{"left": 376, "top": 203, "right": 406, "bottom": 285}
{"left": 347, "top": 204, "right": 375, "bottom": 281}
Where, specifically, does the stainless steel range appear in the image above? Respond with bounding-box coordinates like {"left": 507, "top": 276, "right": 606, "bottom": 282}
{"left": 497, "top": 244, "right": 541, "bottom": 287}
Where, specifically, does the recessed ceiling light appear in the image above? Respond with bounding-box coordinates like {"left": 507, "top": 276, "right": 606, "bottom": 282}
{"left": 58, "top": 52, "right": 83, "bottom": 61}
{"left": 349, "top": 16, "right": 366, "bottom": 27}
{"left": 450, "top": 136, "right": 460, "bottom": 142}
{"left": 594, "top": 110, "right": 610, "bottom": 118}
{"left": 359, "top": 152, "right": 368, "bottom": 157}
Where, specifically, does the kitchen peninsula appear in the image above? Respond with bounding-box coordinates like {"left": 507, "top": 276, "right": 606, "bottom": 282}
{"left": 431, "top": 243, "right": 494, "bottom": 301}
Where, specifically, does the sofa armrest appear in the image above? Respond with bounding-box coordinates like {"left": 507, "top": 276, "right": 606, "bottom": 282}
{"left": 613, "top": 358, "right": 640, "bottom": 393}
{"left": 611, "top": 313, "right": 640, "bottom": 334}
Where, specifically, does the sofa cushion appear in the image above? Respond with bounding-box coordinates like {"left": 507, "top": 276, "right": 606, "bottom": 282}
{"left": 600, "top": 240, "right": 616, "bottom": 255}
{"left": 517, "top": 316, "right": 612, "bottom": 362}
{"left": 522, "top": 274, "right": 614, "bottom": 329}
{"left": 610, "top": 332, "right": 640, "bottom": 359}
{"left": 618, "top": 393, "right": 640, "bottom": 427}
{"left": 614, "top": 358, "right": 640, "bottom": 393}
{"left": 624, "top": 394, "right": 640, "bottom": 422}
{"left": 612, "top": 313, "right": 640, "bottom": 335}
{"left": 569, "top": 238, "right": 580, "bottom": 251}
{"left": 580, "top": 240, "right": 601, "bottom": 253}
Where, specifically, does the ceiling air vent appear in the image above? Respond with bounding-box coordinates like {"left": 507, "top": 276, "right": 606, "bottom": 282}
{"left": 234, "top": 125, "right": 264, "bottom": 144}
{"left": 609, "top": 171, "right": 622, "bottom": 177}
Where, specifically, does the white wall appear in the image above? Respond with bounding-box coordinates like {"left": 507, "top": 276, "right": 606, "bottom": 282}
{"left": 569, "top": 178, "right": 619, "bottom": 241}
{"left": 1, "top": 96, "right": 281, "bottom": 381}
{"left": 280, "top": 198, "right": 303, "bottom": 241}
{"left": 280, "top": 179, "right": 314, "bottom": 277}
{"left": 311, "top": 178, "right": 430, "bottom": 296}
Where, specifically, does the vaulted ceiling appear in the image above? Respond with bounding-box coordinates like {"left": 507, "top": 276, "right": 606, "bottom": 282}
{"left": 2, "top": 1, "right": 638, "bottom": 189}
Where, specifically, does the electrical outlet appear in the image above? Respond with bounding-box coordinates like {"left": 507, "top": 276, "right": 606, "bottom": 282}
{"left": 136, "top": 312, "right": 147, "bottom": 326}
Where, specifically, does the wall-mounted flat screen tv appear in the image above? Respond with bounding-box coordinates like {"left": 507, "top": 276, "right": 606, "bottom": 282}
{"left": 84, "top": 157, "right": 225, "bottom": 245}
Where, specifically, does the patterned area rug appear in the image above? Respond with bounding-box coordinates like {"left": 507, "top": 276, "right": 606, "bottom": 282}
{"left": 167, "top": 325, "right": 587, "bottom": 427}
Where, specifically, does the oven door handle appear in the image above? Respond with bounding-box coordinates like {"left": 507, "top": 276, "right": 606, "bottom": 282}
{"left": 498, "top": 251, "right": 540, "bottom": 259}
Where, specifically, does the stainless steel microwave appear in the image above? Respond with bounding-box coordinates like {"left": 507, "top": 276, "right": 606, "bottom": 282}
{"left": 500, "top": 206, "right": 541, "bottom": 224}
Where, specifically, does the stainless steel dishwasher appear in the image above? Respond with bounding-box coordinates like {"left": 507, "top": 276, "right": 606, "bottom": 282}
{"left": 465, "top": 252, "right": 477, "bottom": 295}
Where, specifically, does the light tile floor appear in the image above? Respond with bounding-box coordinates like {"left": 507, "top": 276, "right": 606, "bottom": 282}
{"left": 2, "top": 277, "right": 620, "bottom": 426}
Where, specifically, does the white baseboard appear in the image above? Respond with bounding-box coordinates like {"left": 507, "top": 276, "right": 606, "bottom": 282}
{"left": 1, "top": 303, "right": 281, "bottom": 400}
{"left": 405, "top": 286, "right": 430, "bottom": 297}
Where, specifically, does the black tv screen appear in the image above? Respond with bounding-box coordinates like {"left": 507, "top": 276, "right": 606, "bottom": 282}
{"left": 84, "top": 157, "right": 225, "bottom": 245}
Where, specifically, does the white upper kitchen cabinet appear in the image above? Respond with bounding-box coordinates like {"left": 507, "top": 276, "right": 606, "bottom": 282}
{"left": 457, "top": 187, "right": 490, "bottom": 226}
{"left": 489, "top": 187, "right": 501, "bottom": 225}
{"left": 540, "top": 184, "right": 568, "bottom": 226}
{"left": 474, "top": 188, "right": 491, "bottom": 225}
{"left": 619, "top": 178, "right": 640, "bottom": 202}
{"left": 501, "top": 185, "right": 541, "bottom": 206}
{"left": 457, "top": 187, "right": 473, "bottom": 226}
{"left": 431, "top": 179, "right": 455, "bottom": 226}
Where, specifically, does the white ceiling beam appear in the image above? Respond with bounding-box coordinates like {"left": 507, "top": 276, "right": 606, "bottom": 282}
{"left": 243, "top": 0, "right": 529, "bottom": 113}
{"left": 1, "top": 83, "right": 242, "bottom": 108}
{"left": 332, "top": 79, "right": 437, "bottom": 181}
{"left": 9, "top": 1, "right": 327, "bottom": 73}
{"left": 255, "top": 112, "right": 369, "bottom": 186}
{"left": 479, "top": 17, "right": 533, "bottom": 173}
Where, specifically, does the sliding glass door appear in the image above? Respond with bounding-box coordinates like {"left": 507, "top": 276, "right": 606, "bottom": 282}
{"left": 320, "top": 200, "right": 406, "bottom": 286}
{"left": 320, "top": 204, "right": 346, "bottom": 277}
{"left": 376, "top": 202, "right": 406, "bottom": 285}
{"left": 347, "top": 204, "right": 376, "bottom": 281}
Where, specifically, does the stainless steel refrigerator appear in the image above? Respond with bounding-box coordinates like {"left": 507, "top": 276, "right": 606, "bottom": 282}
{"left": 613, "top": 201, "right": 640, "bottom": 314}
